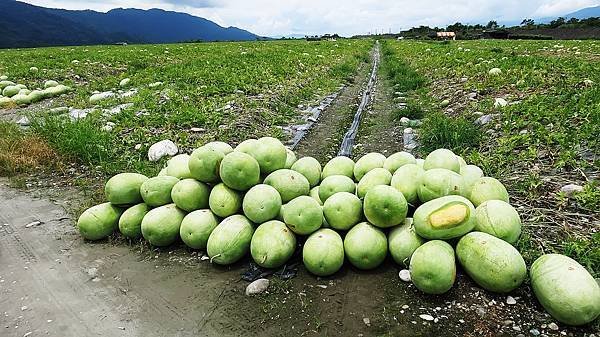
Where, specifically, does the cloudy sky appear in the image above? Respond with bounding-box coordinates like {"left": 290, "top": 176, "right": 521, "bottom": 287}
{"left": 21, "top": 0, "right": 600, "bottom": 36}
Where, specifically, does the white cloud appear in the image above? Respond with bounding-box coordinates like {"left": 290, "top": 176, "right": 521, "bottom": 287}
{"left": 21, "top": 0, "right": 600, "bottom": 36}
{"left": 533, "top": 0, "right": 598, "bottom": 17}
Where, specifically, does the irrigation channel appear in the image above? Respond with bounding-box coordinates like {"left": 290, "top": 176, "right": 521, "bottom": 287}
{"left": 338, "top": 41, "right": 380, "bottom": 157}
{"left": 293, "top": 41, "right": 382, "bottom": 162}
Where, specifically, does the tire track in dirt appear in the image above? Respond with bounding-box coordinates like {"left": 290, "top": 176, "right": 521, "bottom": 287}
{"left": 0, "top": 189, "right": 131, "bottom": 337}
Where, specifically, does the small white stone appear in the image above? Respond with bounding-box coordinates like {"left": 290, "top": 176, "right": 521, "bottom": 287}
{"left": 419, "top": 314, "right": 434, "bottom": 321}
{"left": 68, "top": 108, "right": 92, "bottom": 120}
{"left": 119, "top": 90, "right": 138, "bottom": 98}
{"left": 583, "top": 79, "right": 594, "bottom": 86}
{"left": 148, "top": 140, "right": 178, "bottom": 162}
{"left": 134, "top": 144, "right": 142, "bottom": 150}
{"left": 548, "top": 322, "right": 559, "bottom": 331}
{"left": 102, "top": 122, "right": 116, "bottom": 132}
{"left": 399, "top": 269, "right": 411, "bottom": 282}
{"left": 363, "top": 317, "right": 371, "bottom": 326}
{"left": 475, "top": 114, "right": 494, "bottom": 126}
{"left": 506, "top": 296, "right": 516, "bottom": 305}
{"left": 245, "top": 278, "right": 269, "bottom": 296}
{"left": 16, "top": 116, "right": 30, "bottom": 126}
{"left": 560, "top": 184, "right": 583, "bottom": 195}
{"left": 494, "top": 98, "right": 508, "bottom": 108}
{"left": 25, "top": 221, "right": 42, "bottom": 228}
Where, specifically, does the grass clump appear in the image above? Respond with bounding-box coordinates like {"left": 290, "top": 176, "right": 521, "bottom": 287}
{"left": 30, "top": 115, "right": 158, "bottom": 177}
{"left": 562, "top": 233, "right": 600, "bottom": 278}
{"left": 418, "top": 112, "right": 484, "bottom": 155}
{"left": 392, "top": 99, "right": 424, "bottom": 120}
{"left": 31, "top": 116, "right": 114, "bottom": 165}
{"left": 0, "top": 121, "right": 61, "bottom": 176}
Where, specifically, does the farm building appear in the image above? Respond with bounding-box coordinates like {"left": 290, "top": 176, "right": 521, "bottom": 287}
{"left": 436, "top": 31, "right": 456, "bottom": 40}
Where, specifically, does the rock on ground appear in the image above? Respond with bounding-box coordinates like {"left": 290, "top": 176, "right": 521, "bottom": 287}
{"left": 560, "top": 184, "right": 583, "bottom": 195}
{"left": 148, "top": 140, "right": 178, "bottom": 162}
{"left": 399, "top": 269, "right": 411, "bottom": 282}
{"left": 245, "top": 278, "right": 269, "bottom": 296}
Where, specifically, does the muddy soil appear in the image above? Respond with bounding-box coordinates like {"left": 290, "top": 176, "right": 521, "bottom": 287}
{"left": 1, "top": 181, "right": 595, "bottom": 337}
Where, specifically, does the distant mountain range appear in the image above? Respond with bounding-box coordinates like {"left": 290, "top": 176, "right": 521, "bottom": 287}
{"left": 565, "top": 5, "right": 600, "bottom": 19}
{"left": 529, "top": 5, "right": 600, "bottom": 25}
{"left": 0, "top": 0, "right": 260, "bottom": 49}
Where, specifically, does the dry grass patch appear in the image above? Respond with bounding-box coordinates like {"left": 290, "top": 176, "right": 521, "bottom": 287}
{"left": 0, "top": 122, "right": 63, "bottom": 176}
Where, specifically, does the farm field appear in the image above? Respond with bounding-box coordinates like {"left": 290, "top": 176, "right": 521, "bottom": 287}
{"left": 378, "top": 39, "right": 599, "bottom": 274}
{"left": 0, "top": 39, "right": 371, "bottom": 176}
{"left": 0, "top": 38, "right": 599, "bottom": 337}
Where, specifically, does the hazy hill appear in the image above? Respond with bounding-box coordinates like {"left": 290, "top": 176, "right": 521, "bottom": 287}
{"left": 0, "top": 0, "right": 259, "bottom": 48}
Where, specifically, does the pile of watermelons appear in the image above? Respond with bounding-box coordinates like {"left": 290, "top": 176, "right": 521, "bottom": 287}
{"left": 0, "top": 76, "right": 70, "bottom": 107}
{"left": 78, "top": 137, "right": 600, "bottom": 326}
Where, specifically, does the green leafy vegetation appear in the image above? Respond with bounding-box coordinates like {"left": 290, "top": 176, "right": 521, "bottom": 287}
{"left": 418, "top": 112, "right": 483, "bottom": 154}
{"left": 382, "top": 39, "right": 599, "bottom": 275}
{"left": 0, "top": 40, "right": 371, "bottom": 175}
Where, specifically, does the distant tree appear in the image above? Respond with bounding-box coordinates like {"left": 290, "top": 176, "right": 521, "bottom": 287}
{"left": 549, "top": 17, "right": 566, "bottom": 28}
{"left": 521, "top": 19, "right": 535, "bottom": 26}
{"left": 486, "top": 20, "right": 498, "bottom": 29}
{"left": 447, "top": 22, "right": 465, "bottom": 32}
{"left": 567, "top": 17, "right": 580, "bottom": 24}
{"left": 581, "top": 17, "right": 600, "bottom": 27}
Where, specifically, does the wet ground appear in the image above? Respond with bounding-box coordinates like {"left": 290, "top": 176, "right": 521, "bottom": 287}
{"left": 1, "top": 180, "right": 596, "bottom": 337}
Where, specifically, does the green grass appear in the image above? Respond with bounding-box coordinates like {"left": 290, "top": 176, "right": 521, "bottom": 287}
{"left": 391, "top": 99, "right": 425, "bottom": 120}
{"left": 0, "top": 39, "right": 372, "bottom": 176}
{"left": 380, "top": 40, "right": 426, "bottom": 92}
{"left": 382, "top": 39, "right": 600, "bottom": 275}
{"left": 417, "top": 112, "right": 484, "bottom": 154}
{"left": 562, "top": 233, "right": 600, "bottom": 278}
